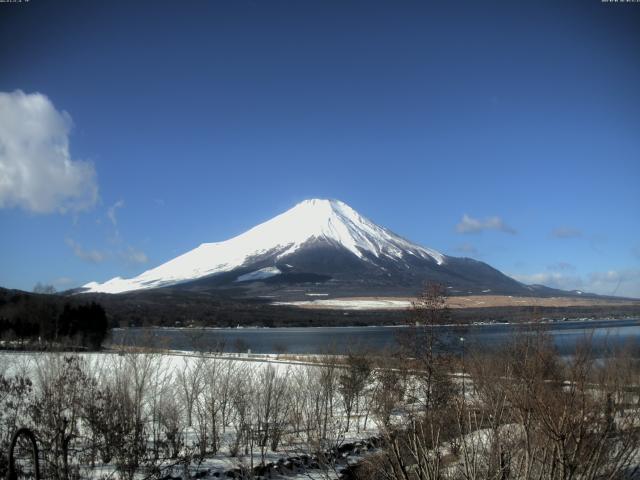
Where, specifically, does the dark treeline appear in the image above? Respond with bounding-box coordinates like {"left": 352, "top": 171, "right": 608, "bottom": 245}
{"left": 79, "top": 287, "right": 640, "bottom": 329}
{"left": 1, "top": 286, "right": 639, "bottom": 338}
{"left": 0, "top": 289, "right": 109, "bottom": 350}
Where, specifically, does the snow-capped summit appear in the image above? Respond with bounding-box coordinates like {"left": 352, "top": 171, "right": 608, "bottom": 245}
{"left": 82, "top": 199, "right": 445, "bottom": 294}
{"left": 82, "top": 198, "right": 527, "bottom": 297}
{"left": 242, "top": 199, "right": 445, "bottom": 265}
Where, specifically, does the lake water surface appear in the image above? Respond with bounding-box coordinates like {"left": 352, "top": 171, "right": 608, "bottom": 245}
{"left": 110, "top": 318, "right": 640, "bottom": 355}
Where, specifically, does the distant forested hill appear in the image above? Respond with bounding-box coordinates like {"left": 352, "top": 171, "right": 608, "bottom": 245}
{"left": 0, "top": 287, "right": 108, "bottom": 349}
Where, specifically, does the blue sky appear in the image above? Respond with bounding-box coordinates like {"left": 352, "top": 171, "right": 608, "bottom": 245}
{"left": 0, "top": 0, "right": 639, "bottom": 297}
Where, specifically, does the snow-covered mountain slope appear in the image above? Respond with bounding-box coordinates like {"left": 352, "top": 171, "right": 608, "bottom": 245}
{"left": 82, "top": 199, "right": 447, "bottom": 294}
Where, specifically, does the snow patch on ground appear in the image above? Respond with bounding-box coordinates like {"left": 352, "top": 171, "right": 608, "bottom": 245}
{"left": 235, "top": 266, "right": 281, "bottom": 282}
{"left": 0, "top": 351, "right": 380, "bottom": 480}
{"left": 275, "top": 298, "right": 413, "bottom": 310}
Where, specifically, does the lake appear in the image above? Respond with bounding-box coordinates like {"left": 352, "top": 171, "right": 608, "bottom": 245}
{"left": 109, "top": 318, "right": 640, "bottom": 355}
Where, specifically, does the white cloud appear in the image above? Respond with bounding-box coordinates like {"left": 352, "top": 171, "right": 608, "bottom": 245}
{"left": 587, "top": 269, "right": 640, "bottom": 297}
{"left": 547, "top": 261, "right": 576, "bottom": 272}
{"left": 107, "top": 199, "right": 125, "bottom": 226}
{"left": 512, "top": 268, "right": 640, "bottom": 298}
{"left": 512, "top": 272, "right": 583, "bottom": 291}
{"left": 66, "top": 236, "right": 147, "bottom": 267}
{"left": 551, "top": 227, "right": 582, "bottom": 239}
{"left": 121, "top": 246, "right": 148, "bottom": 265}
{"left": 455, "top": 243, "right": 479, "bottom": 255}
{"left": 0, "top": 90, "right": 98, "bottom": 213}
{"left": 65, "top": 238, "right": 106, "bottom": 263}
{"left": 52, "top": 277, "right": 75, "bottom": 287}
{"left": 456, "top": 214, "right": 516, "bottom": 234}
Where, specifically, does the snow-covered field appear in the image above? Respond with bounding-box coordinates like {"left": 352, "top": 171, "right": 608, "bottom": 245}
{"left": 275, "top": 295, "right": 640, "bottom": 310}
{"left": 274, "top": 298, "right": 413, "bottom": 310}
{"left": 0, "top": 350, "right": 381, "bottom": 479}
{"left": 3, "top": 346, "right": 639, "bottom": 480}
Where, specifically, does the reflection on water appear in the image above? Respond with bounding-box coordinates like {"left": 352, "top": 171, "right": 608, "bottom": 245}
{"left": 109, "top": 318, "right": 640, "bottom": 355}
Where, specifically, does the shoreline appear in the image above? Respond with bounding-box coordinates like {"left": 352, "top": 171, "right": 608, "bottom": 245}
{"left": 111, "top": 316, "right": 640, "bottom": 331}
{"left": 2, "top": 317, "right": 639, "bottom": 355}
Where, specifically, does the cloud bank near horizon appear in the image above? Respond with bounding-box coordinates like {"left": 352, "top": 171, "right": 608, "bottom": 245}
{"left": 512, "top": 268, "right": 640, "bottom": 298}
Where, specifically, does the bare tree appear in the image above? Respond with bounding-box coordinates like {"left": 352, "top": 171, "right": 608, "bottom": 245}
{"left": 0, "top": 372, "right": 33, "bottom": 477}
{"left": 229, "top": 368, "right": 254, "bottom": 458}
{"left": 33, "top": 282, "right": 57, "bottom": 294}
{"left": 158, "top": 395, "right": 184, "bottom": 459}
{"left": 338, "top": 352, "right": 372, "bottom": 432}
{"left": 253, "top": 364, "right": 291, "bottom": 463}
{"left": 365, "top": 328, "right": 640, "bottom": 480}
{"left": 399, "top": 282, "right": 458, "bottom": 412}
{"left": 372, "top": 365, "right": 405, "bottom": 429}
{"left": 30, "top": 355, "right": 91, "bottom": 480}
{"left": 176, "top": 356, "right": 204, "bottom": 427}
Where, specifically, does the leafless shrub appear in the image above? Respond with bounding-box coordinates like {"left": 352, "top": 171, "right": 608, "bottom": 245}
{"left": 157, "top": 394, "right": 184, "bottom": 459}
{"left": 364, "top": 324, "right": 640, "bottom": 480}
{"left": 29, "top": 355, "right": 91, "bottom": 480}
{"left": 339, "top": 352, "right": 372, "bottom": 432}
{"left": 399, "top": 282, "right": 459, "bottom": 412}
{"left": 176, "top": 356, "right": 204, "bottom": 427}
{"left": 0, "top": 372, "right": 33, "bottom": 477}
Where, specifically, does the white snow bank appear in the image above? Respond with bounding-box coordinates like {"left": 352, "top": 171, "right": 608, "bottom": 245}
{"left": 275, "top": 298, "right": 413, "bottom": 310}
{"left": 235, "top": 266, "right": 281, "bottom": 282}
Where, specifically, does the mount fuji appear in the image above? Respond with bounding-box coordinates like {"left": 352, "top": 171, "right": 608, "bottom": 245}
{"left": 81, "top": 199, "right": 546, "bottom": 298}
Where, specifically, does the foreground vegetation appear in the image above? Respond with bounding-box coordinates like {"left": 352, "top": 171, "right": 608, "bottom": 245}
{"left": 355, "top": 285, "right": 640, "bottom": 480}
{"left": 1, "top": 329, "right": 639, "bottom": 480}
{"left": 1, "top": 350, "right": 383, "bottom": 479}
{"left": 0, "top": 284, "right": 639, "bottom": 479}
{"left": 359, "top": 334, "right": 640, "bottom": 480}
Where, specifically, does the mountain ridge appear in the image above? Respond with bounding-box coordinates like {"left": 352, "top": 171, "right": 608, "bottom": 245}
{"left": 80, "top": 199, "right": 593, "bottom": 300}
{"left": 82, "top": 199, "right": 448, "bottom": 294}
